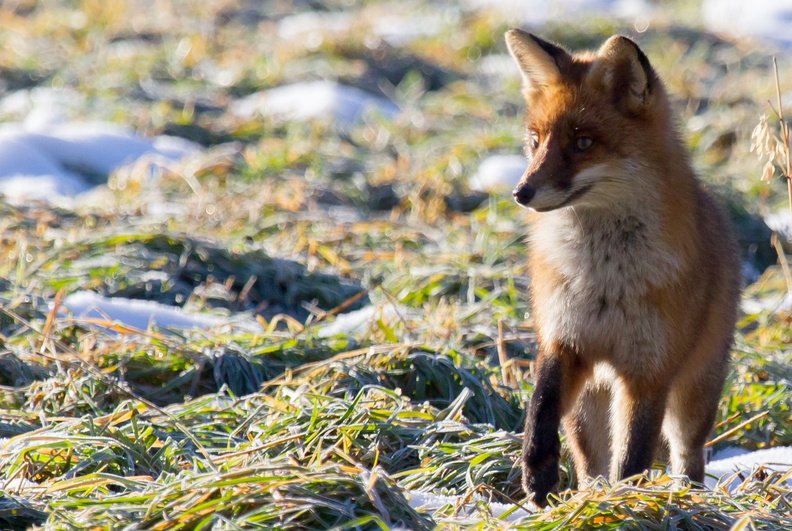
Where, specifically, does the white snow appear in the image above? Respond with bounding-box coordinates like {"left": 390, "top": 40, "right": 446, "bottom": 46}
{"left": 278, "top": 10, "right": 449, "bottom": 47}
{"left": 277, "top": 11, "right": 354, "bottom": 44}
{"left": 477, "top": 54, "right": 520, "bottom": 79}
{"left": 0, "top": 85, "right": 200, "bottom": 203}
{"left": 764, "top": 209, "right": 792, "bottom": 243}
{"left": 470, "top": 154, "right": 525, "bottom": 192}
{"left": 0, "top": 133, "right": 91, "bottom": 199}
{"left": 0, "top": 476, "right": 40, "bottom": 493}
{"left": 371, "top": 13, "right": 448, "bottom": 46}
{"left": 705, "top": 446, "right": 792, "bottom": 489}
{"left": 317, "top": 304, "right": 402, "bottom": 338}
{"left": 711, "top": 445, "right": 751, "bottom": 461}
{"left": 703, "top": 0, "right": 792, "bottom": 47}
{"left": 741, "top": 291, "right": 792, "bottom": 315}
{"left": 61, "top": 290, "right": 393, "bottom": 336}
{"left": 7, "top": 123, "right": 194, "bottom": 175}
{"left": 407, "top": 447, "right": 792, "bottom": 520}
{"left": 0, "top": 87, "right": 84, "bottom": 128}
{"left": 0, "top": 121, "right": 199, "bottom": 203}
{"left": 464, "top": 0, "right": 653, "bottom": 26}
{"left": 230, "top": 80, "right": 399, "bottom": 127}
{"left": 407, "top": 490, "right": 533, "bottom": 522}
{"left": 62, "top": 291, "right": 240, "bottom": 331}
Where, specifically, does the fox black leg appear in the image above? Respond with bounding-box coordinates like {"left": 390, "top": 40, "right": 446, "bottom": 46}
{"left": 523, "top": 352, "right": 587, "bottom": 506}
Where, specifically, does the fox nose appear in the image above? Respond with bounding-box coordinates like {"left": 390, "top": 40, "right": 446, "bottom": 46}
{"left": 513, "top": 184, "right": 535, "bottom": 206}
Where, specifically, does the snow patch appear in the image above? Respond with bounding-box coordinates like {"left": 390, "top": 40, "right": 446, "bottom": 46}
{"left": 62, "top": 291, "right": 249, "bottom": 331}
{"left": 0, "top": 133, "right": 91, "bottom": 199}
{"left": 705, "top": 446, "right": 792, "bottom": 489}
{"left": 711, "top": 445, "right": 752, "bottom": 461}
{"left": 464, "top": 0, "right": 653, "bottom": 26}
{"left": 477, "top": 54, "right": 519, "bottom": 79}
{"left": 407, "top": 490, "right": 533, "bottom": 522}
{"left": 371, "top": 13, "right": 448, "bottom": 46}
{"left": 277, "top": 11, "right": 353, "bottom": 43}
{"left": 278, "top": 10, "right": 448, "bottom": 47}
{"left": 764, "top": 209, "right": 792, "bottom": 243}
{"left": 0, "top": 87, "right": 84, "bottom": 128}
{"left": 470, "top": 154, "right": 525, "bottom": 192}
{"left": 318, "top": 305, "right": 402, "bottom": 338}
{"left": 703, "top": 0, "right": 792, "bottom": 47}
{"left": 741, "top": 291, "right": 792, "bottom": 315}
{"left": 0, "top": 476, "right": 39, "bottom": 492}
{"left": 0, "top": 121, "right": 199, "bottom": 203}
{"left": 230, "top": 80, "right": 399, "bottom": 126}
{"left": 15, "top": 122, "right": 195, "bottom": 175}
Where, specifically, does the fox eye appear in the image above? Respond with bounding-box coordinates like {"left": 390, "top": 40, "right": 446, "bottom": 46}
{"left": 575, "top": 136, "right": 594, "bottom": 151}
{"left": 529, "top": 131, "right": 540, "bottom": 150}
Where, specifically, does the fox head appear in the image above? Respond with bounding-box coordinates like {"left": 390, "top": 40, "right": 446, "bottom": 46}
{"left": 505, "top": 30, "right": 677, "bottom": 211}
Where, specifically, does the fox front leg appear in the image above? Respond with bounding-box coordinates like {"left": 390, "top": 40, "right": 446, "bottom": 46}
{"left": 522, "top": 352, "right": 587, "bottom": 506}
{"left": 610, "top": 377, "right": 669, "bottom": 481}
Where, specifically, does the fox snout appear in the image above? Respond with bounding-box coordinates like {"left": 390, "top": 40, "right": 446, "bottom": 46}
{"left": 511, "top": 150, "right": 568, "bottom": 210}
{"left": 510, "top": 137, "right": 573, "bottom": 211}
{"left": 512, "top": 183, "right": 536, "bottom": 206}
{"left": 511, "top": 149, "right": 557, "bottom": 209}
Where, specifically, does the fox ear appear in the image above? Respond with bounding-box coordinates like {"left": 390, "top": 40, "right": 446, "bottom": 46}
{"left": 592, "top": 35, "right": 655, "bottom": 114}
{"left": 505, "top": 29, "right": 569, "bottom": 92}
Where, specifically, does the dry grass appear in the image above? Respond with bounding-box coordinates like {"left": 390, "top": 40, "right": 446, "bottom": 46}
{"left": 0, "top": 0, "right": 790, "bottom": 529}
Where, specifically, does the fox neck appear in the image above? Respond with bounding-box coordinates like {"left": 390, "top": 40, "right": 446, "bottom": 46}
{"left": 530, "top": 157, "right": 697, "bottom": 285}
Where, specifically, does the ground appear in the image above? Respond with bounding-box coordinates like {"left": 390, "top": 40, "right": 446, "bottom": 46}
{"left": 0, "top": 1, "right": 790, "bottom": 529}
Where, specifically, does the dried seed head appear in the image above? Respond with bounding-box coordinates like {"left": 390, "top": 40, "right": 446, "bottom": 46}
{"left": 751, "top": 115, "right": 769, "bottom": 157}
{"left": 762, "top": 160, "right": 776, "bottom": 182}
{"left": 775, "top": 138, "right": 788, "bottom": 163}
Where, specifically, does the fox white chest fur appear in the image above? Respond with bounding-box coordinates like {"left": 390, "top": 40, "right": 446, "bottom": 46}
{"left": 530, "top": 204, "right": 682, "bottom": 368}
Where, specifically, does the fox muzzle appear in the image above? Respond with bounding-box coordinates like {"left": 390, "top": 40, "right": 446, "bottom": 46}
{"left": 512, "top": 183, "right": 536, "bottom": 206}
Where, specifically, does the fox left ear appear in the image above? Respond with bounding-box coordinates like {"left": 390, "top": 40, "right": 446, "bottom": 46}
{"left": 592, "top": 35, "right": 656, "bottom": 114}
{"left": 505, "top": 29, "right": 571, "bottom": 93}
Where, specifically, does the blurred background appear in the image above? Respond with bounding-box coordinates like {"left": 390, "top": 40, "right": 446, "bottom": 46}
{"left": 0, "top": 0, "right": 790, "bottom": 371}
{"left": 0, "top": 0, "right": 791, "bottom": 216}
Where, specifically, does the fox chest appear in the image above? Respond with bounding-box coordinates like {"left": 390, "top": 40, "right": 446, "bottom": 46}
{"left": 530, "top": 213, "right": 680, "bottom": 361}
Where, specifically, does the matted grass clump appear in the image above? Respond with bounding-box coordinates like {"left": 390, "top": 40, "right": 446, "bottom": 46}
{"left": 0, "top": 325, "right": 788, "bottom": 529}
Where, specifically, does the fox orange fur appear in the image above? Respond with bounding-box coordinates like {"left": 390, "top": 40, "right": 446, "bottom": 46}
{"left": 504, "top": 30, "right": 741, "bottom": 506}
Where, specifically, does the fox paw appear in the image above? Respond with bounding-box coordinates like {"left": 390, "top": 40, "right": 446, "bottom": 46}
{"left": 522, "top": 454, "right": 559, "bottom": 507}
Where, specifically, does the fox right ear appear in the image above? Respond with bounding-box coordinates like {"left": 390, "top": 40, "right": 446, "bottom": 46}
{"left": 505, "top": 30, "right": 569, "bottom": 91}
{"left": 592, "top": 35, "right": 656, "bottom": 114}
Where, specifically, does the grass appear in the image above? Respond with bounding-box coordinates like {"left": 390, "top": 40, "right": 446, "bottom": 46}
{"left": 0, "top": 0, "right": 791, "bottom": 529}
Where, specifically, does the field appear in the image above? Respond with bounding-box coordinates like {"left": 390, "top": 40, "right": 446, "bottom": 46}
{"left": 0, "top": 0, "right": 790, "bottom": 529}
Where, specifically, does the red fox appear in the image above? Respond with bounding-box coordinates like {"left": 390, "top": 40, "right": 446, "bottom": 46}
{"left": 504, "top": 30, "right": 742, "bottom": 506}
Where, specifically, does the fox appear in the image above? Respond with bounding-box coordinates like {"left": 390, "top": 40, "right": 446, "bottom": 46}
{"left": 503, "top": 29, "right": 742, "bottom": 507}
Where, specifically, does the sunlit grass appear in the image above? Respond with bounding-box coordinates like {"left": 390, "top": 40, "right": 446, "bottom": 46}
{"left": 0, "top": 0, "right": 789, "bottom": 529}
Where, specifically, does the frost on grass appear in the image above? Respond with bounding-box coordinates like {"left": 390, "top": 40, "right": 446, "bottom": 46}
{"left": 31, "top": 232, "right": 368, "bottom": 321}
{"left": 0, "top": 0, "right": 791, "bottom": 529}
